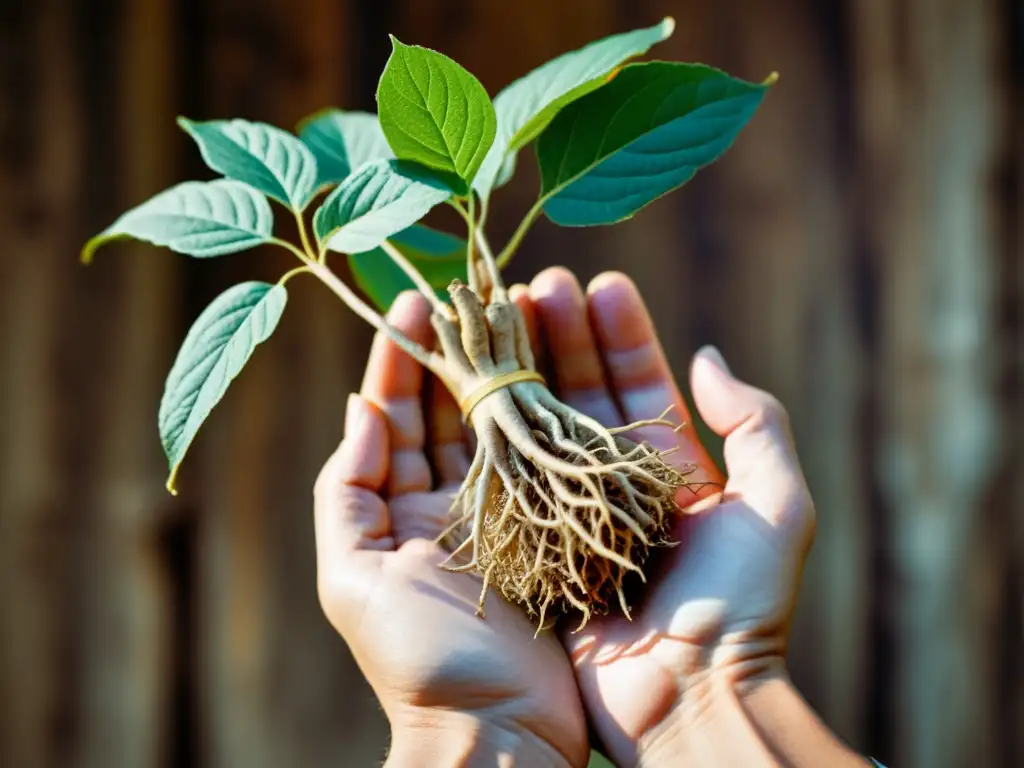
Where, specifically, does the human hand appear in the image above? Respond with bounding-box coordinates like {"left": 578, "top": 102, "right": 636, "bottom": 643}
{"left": 512, "top": 268, "right": 840, "bottom": 767}
{"left": 314, "top": 293, "right": 589, "bottom": 767}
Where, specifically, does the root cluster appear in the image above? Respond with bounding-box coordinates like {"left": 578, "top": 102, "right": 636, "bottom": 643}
{"left": 431, "top": 273, "right": 694, "bottom": 630}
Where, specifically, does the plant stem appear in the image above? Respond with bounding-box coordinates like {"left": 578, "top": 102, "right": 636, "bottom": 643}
{"left": 450, "top": 198, "right": 482, "bottom": 293}
{"left": 477, "top": 192, "right": 491, "bottom": 233}
{"left": 473, "top": 226, "right": 507, "bottom": 300}
{"left": 497, "top": 197, "right": 545, "bottom": 268}
{"left": 293, "top": 210, "right": 318, "bottom": 262}
{"left": 466, "top": 196, "right": 479, "bottom": 293}
{"left": 278, "top": 264, "right": 312, "bottom": 286}
{"left": 306, "top": 260, "right": 446, "bottom": 377}
{"left": 379, "top": 239, "right": 448, "bottom": 313}
{"left": 270, "top": 237, "right": 312, "bottom": 263}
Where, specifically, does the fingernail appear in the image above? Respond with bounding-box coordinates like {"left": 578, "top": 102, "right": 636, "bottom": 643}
{"left": 697, "top": 345, "right": 732, "bottom": 376}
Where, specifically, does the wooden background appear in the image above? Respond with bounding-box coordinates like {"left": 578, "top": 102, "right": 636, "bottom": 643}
{"left": 1, "top": 0, "right": 1020, "bottom": 765}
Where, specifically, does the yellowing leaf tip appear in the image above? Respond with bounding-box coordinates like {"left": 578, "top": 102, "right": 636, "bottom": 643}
{"left": 763, "top": 71, "right": 780, "bottom": 86}
{"left": 166, "top": 469, "right": 180, "bottom": 495}
{"left": 80, "top": 233, "right": 124, "bottom": 265}
{"left": 80, "top": 240, "right": 98, "bottom": 265}
{"left": 661, "top": 17, "right": 676, "bottom": 38}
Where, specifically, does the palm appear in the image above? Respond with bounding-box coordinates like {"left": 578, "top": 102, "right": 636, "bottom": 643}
{"left": 566, "top": 479, "right": 807, "bottom": 756}
{"left": 341, "top": 489, "right": 585, "bottom": 754}
{"left": 314, "top": 292, "right": 588, "bottom": 766}
{"left": 512, "top": 268, "right": 813, "bottom": 765}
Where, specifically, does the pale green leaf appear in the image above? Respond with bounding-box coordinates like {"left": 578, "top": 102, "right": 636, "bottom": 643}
{"left": 473, "top": 17, "right": 674, "bottom": 198}
{"left": 298, "top": 109, "right": 394, "bottom": 187}
{"left": 178, "top": 117, "right": 319, "bottom": 209}
{"left": 313, "top": 159, "right": 454, "bottom": 254}
{"left": 349, "top": 224, "right": 466, "bottom": 311}
{"left": 81, "top": 180, "right": 273, "bottom": 262}
{"left": 537, "top": 62, "right": 770, "bottom": 226}
{"left": 160, "top": 281, "right": 287, "bottom": 494}
{"left": 377, "top": 37, "right": 496, "bottom": 195}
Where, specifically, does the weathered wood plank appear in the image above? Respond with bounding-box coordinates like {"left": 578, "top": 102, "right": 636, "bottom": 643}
{"left": 69, "top": 0, "right": 182, "bottom": 765}
{"left": 189, "top": 0, "right": 389, "bottom": 764}
{"left": 664, "top": 0, "right": 871, "bottom": 746}
{"left": 1005, "top": 26, "right": 1023, "bottom": 765}
{"left": 850, "top": 0, "right": 1007, "bottom": 765}
{"left": 0, "top": 2, "right": 83, "bottom": 765}
{"left": 1, "top": 1, "right": 1020, "bottom": 765}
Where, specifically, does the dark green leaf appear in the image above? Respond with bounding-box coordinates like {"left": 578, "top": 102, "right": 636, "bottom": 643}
{"left": 473, "top": 18, "right": 675, "bottom": 198}
{"left": 313, "top": 159, "right": 454, "bottom": 254}
{"left": 536, "top": 62, "right": 771, "bottom": 226}
{"left": 298, "top": 109, "right": 394, "bottom": 188}
{"left": 160, "top": 281, "right": 288, "bottom": 494}
{"left": 81, "top": 180, "right": 273, "bottom": 262}
{"left": 178, "top": 117, "right": 318, "bottom": 210}
{"left": 349, "top": 224, "right": 466, "bottom": 311}
{"left": 376, "top": 37, "right": 496, "bottom": 194}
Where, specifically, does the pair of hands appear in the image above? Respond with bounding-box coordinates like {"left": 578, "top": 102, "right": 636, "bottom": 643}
{"left": 314, "top": 268, "right": 821, "bottom": 767}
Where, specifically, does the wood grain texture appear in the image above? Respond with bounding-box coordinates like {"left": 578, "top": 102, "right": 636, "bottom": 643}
{"left": 1, "top": 2, "right": 83, "bottom": 765}
{"left": 0, "top": 1, "right": 1019, "bottom": 766}
{"left": 850, "top": 0, "right": 1008, "bottom": 765}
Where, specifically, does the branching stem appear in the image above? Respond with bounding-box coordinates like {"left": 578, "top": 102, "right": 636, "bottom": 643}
{"left": 450, "top": 197, "right": 482, "bottom": 293}
{"left": 293, "top": 210, "right": 318, "bottom": 262}
{"left": 306, "top": 260, "right": 446, "bottom": 378}
{"left": 277, "top": 265, "right": 312, "bottom": 286}
{"left": 379, "top": 239, "right": 447, "bottom": 313}
{"left": 473, "top": 225, "right": 507, "bottom": 300}
{"left": 269, "top": 237, "right": 311, "bottom": 263}
{"left": 477, "top": 192, "right": 491, "bottom": 233}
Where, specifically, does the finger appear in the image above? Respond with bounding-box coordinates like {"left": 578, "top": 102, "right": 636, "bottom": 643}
{"left": 314, "top": 396, "right": 392, "bottom": 634}
{"left": 530, "top": 267, "right": 621, "bottom": 426}
{"left": 361, "top": 291, "right": 434, "bottom": 496}
{"left": 690, "top": 346, "right": 813, "bottom": 531}
{"left": 587, "top": 272, "right": 720, "bottom": 487}
{"left": 314, "top": 394, "right": 394, "bottom": 563}
{"left": 508, "top": 283, "right": 541, "bottom": 362}
{"left": 428, "top": 374, "right": 470, "bottom": 486}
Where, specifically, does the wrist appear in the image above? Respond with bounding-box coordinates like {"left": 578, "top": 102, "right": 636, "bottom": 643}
{"left": 386, "top": 707, "right": 578, "bottom": 768}
{"left": 636, "top": 665, "right": 869, "bottom": 768}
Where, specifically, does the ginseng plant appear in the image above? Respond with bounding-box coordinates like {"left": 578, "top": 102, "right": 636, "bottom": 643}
{"left": 83, "top": 18, "right": 774, "bottom": 629}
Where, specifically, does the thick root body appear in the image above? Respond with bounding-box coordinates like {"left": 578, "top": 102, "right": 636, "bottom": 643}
{"left": 433, "top": 280, "right": 694, "bottom": 630}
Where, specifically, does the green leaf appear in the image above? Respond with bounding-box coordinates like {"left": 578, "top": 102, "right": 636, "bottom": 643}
{"left": 298, "top": 108, "right": 394, "bottom": 188}
{"left": 313, "top": 159, "right": 454, "bottom": 254}
{"left": 160, "top": 281, "right": 287, "bottom": 494}
{"left": 376, "top": 37, "right": 496, "bottom": 195}
{"left": 536, "top": 62, "right": 771, "bottom": 226}
{"left": 81, "top": 180, "right": 273, "bottom": 262}
{"left": 178, "top": 117, "right": 318, "bottom": 210}
{"left": 473, "top": 17, "right": 675, "bottom": 198}
{"left": 349, "top": 224, "right": 467, "bottom": 311}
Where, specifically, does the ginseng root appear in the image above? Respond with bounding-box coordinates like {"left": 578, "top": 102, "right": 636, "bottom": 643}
{"left": 430, "top": 277, "right": 694, "bottom": 631}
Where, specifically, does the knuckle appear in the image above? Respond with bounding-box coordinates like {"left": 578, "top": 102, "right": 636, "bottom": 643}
{"left": 313, "top": 445, "right": 347, "bottom": 501}
{"left": 398, "top": 537, "right": 440, "bottom": 561}
{"left": 749, "top": 392, "right": 791, "bottom": 433}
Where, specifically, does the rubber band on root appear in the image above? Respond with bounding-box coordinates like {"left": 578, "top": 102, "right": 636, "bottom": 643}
{"left": 429, "top": 279, "right": 698, "bottom": 630}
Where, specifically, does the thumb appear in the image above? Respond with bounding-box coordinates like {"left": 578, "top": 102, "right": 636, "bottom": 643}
{"left": 689, "top": 346, "right": 812, "bottom": 531}
{"left": 314, "top": 394, "right": 394, "bottom": 632}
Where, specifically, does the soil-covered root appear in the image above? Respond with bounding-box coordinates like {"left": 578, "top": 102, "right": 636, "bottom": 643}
{"left": 433, "top": 280, "right": 695, "bottom": 631}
